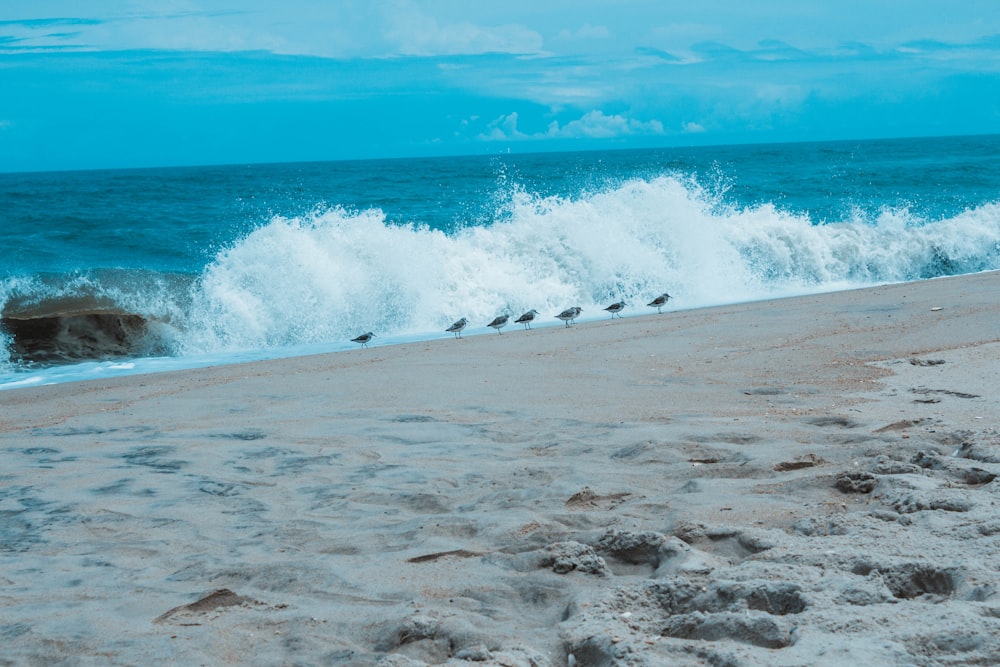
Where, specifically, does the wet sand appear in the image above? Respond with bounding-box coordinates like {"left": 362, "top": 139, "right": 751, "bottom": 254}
{"left": 1, "top": 272, "right": 999, "bottom": 666}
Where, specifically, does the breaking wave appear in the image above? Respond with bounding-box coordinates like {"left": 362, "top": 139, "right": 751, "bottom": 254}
{"left": 3, "top": 174, "right": 999, "bottom": 372}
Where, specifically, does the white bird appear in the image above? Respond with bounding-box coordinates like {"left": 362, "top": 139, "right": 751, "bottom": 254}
{"left": 487, "top": 314, "right": 509, "bottom": 334}
{"left": 647, "top": 293, "right": 672, "bottom": 313}
{"left": 351, "top": 331, "right": 376, "bottom": 348}
{"left": 604, "top": 301, "right": 626, "bottom": 318}
{"left": 514, "top": 309, "right": 539, "bottom": 330}
{"left": 555, "top": 306, "right": 582, "bottom": 327}
{"left": 446, "top": 317, "right": 468, "bottom": 338}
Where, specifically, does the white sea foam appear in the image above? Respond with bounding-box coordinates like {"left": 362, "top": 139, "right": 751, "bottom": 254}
{"left": 178, "top": 175, "right": 1000, "bottom": 353}
{"left": 2, "top": 173, "right": 999, "bottom": 388}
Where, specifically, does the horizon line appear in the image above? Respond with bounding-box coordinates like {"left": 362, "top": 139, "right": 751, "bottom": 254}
{"left": 1, "top": 130, "right": 996, "bottom": 177}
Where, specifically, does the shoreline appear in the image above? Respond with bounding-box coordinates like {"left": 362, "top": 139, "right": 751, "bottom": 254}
{"left": 2, "top": 271, "right": 998, "bottom": 666}
{"left": 0, "top": 272, "right": 991, "bottom": 393}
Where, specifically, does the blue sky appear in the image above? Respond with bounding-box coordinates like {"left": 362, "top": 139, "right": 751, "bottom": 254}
{"left": 1, "top": 1, "right": 998, "bottom": 172}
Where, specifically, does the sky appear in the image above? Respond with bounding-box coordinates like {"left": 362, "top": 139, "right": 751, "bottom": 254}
{"left": 1, "top": 1, "right": 998, "bottom": 172}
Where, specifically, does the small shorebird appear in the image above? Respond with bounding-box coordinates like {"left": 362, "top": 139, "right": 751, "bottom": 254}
{"left": 487, "top": 314, "right": 509, "bottom": 334}
{"left": 604, "top": 300, "right": 626, "bottom": 318}
{"left": 351, "top": 331, "right": 376, "bottom": 348}
{"left": 555, "top": 306, "right": 582, "bottom": 327}
{"left": 647, "top": 293, "right": 672, "bottom": 313}
{"left": 446, "top": 317, "right": 468, "bottom": 338}
{"left": 514, "top": 309, "right": 539, "bottom": 330}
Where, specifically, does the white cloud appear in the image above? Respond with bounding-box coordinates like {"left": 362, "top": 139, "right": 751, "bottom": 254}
{"left": 556, "top": 23, "right": 611, "bottom": 41}
{"left": 479, "top": 112, "right": 530, "bottom": 140}
{"left": 384, "top": 5, "right": 542, "bottom": 56}
{"left": 478, "top": 110, "right": 664, "bottom": 142}
{"left": 682, "top": 121, "right": 706, "bottom": 133}
{"left": 548, "top": 110, "right": 664, "bottom": 138}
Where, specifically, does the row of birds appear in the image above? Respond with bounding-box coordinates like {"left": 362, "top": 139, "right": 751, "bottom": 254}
{"left": 351, "top": 293, "right": 672, "bottom": 348}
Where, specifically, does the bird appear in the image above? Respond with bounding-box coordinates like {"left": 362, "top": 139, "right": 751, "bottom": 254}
{"left": 351, "top": 331, "right": 375, "bottom": 348}
{"left": 555, "top": 306, "right": 582, "bottom": 327}
{"left": 446, "top": 317, "right": 468, "bottom": 338}
{"left": 604, "top": 300, "right": 626, "bottom": 318}
{"left": 487, "top": 314, "right": 509, "bottom": 334}
{"left": 647, "top": 293, "right": 672, "bottom": 313}
{"left": 514, "top": 309, "right": 539, "bottom": 330}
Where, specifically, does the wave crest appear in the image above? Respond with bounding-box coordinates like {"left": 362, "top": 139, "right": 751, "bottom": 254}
{"left": 3, "top": 174, "right": 998, "bottom": 368}
{"left": 0, "top": 271, "right": 188, "bottom": 366}
{"left": 176, "top": 175, "right": 1000, "bottom": 353}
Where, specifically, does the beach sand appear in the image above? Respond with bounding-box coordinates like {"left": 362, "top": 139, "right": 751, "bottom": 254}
{"left": 1, "top": 272, "right": 999, "bottom": 666}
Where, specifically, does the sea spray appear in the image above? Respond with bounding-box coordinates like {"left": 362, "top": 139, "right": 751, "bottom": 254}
{"left": 177, "top": 177, "right": 1000, "bottom": 355}
{"left": 3, "top": 136, "right": 1000, "bottom": 386}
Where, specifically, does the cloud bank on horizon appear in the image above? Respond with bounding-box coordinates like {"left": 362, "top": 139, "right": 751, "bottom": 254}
{"left": 1, "top": 1, "right": 998, "bottom": 171}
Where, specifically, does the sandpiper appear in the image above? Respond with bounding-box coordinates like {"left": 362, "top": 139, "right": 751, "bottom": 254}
{"left": 446, "top": 317, "right": 468, "bottom": 338}
{"left": 555, "top": 306, "right": 582, "bottom": 327}
{"left": 514, "top": 309, "right": 539, "bottom": 330}
{"left": 487, "top": 314, "right": 509, "bottom": 334}
{"left": 647, "top": 293, "right": 672, "bottom": 313}
{"left": 351, "top": 331, "right": 376, "bottom": 348}
{"left": 604, "top": 300, "right": 626, "bottom": 318}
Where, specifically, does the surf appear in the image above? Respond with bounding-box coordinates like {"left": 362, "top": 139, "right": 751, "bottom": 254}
{"left": 176, "top": 175, "right": 1000, "bottom": 355}
{"left": 2, "top": 141, "right": 999, "bottom": 387}
{"left": 0, "top": 270, "right": 188, "bottom": 367}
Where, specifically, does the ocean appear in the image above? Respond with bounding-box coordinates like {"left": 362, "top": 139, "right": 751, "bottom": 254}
{"left": 2, "top": 134, "right": 999, "bottom": 390}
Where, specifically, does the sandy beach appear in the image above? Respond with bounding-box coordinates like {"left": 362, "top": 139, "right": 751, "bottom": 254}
{"left": 1, "top": 271, "right": 999, "bottom": 666}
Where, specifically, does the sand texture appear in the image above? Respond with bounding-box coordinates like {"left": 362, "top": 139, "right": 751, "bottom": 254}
{"left": 2, "top": 272, "right": 999, "bottom": 666}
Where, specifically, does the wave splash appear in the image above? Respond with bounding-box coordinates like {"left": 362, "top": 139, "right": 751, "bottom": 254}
{"left": 3, "top": 174, "right": 1000, "bottom": 367}
{"left": 0, "top": 271, "right": 188, "bottom": 366}
{"left": 180, "top": 174, "right": 1000, "bottom": 353}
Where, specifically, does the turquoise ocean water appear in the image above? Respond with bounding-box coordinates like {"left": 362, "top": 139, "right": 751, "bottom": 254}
{"left": 1, "top": 135, "right": 999, "bottom": 389}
